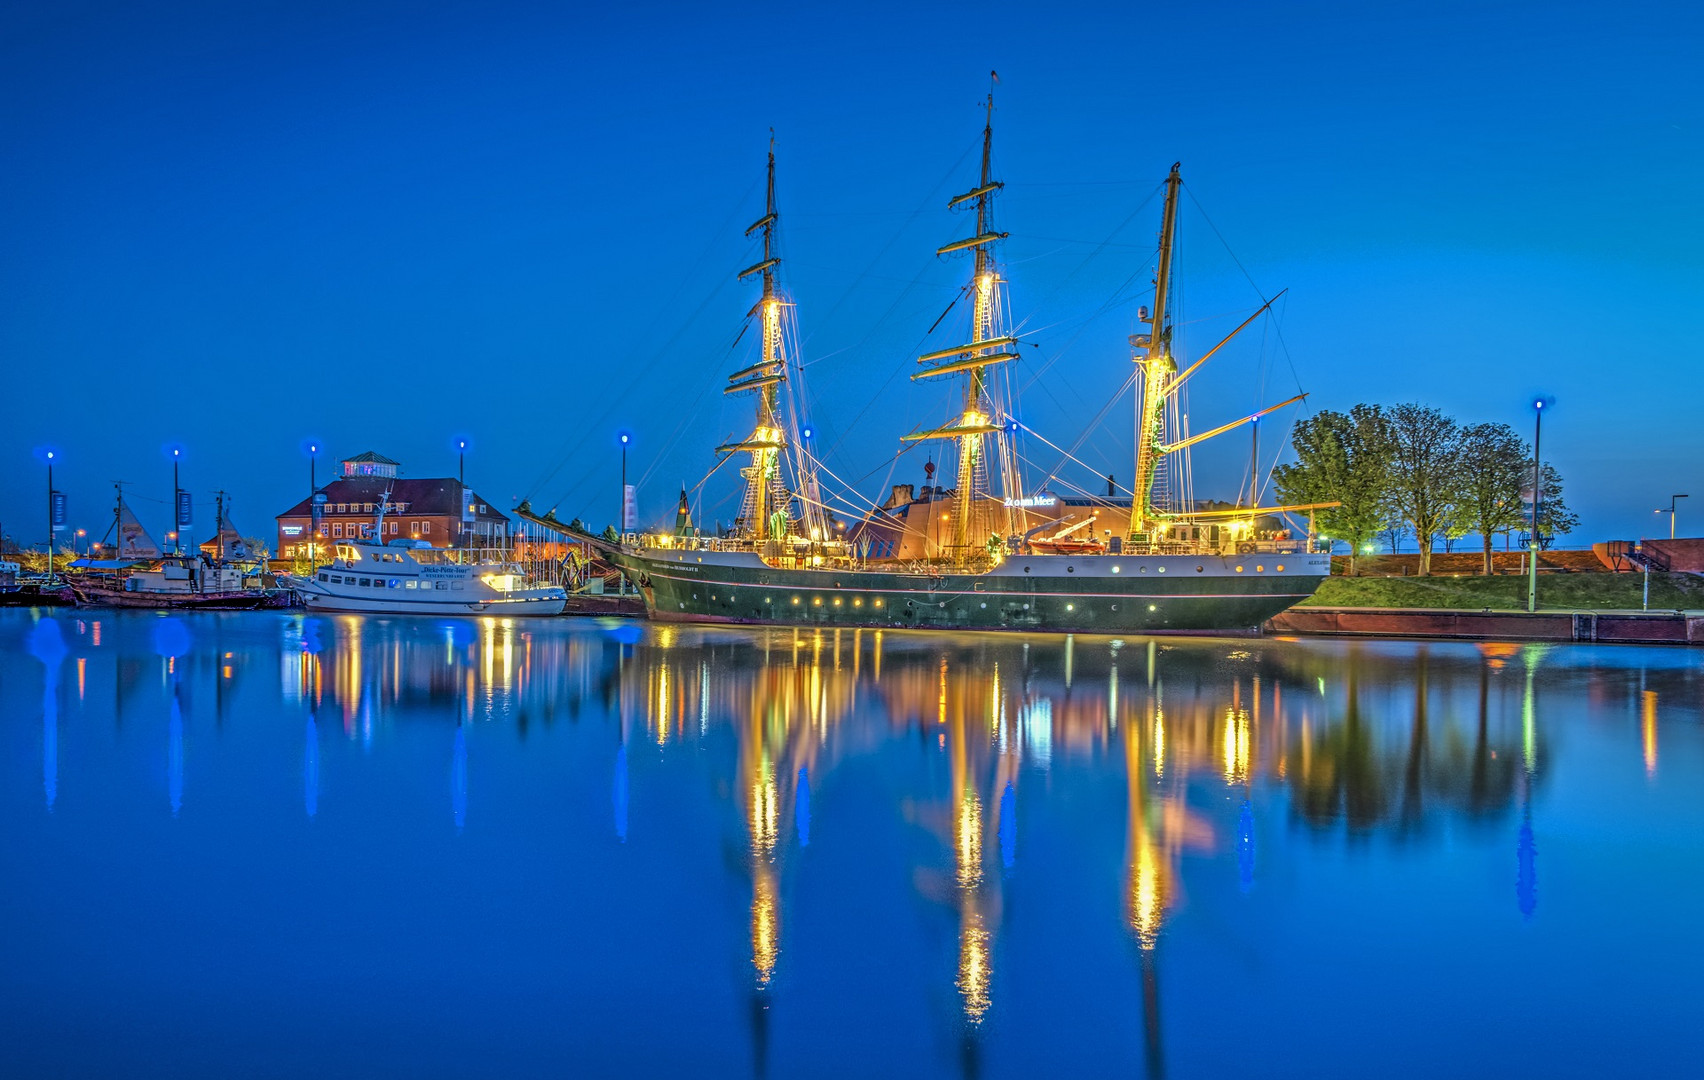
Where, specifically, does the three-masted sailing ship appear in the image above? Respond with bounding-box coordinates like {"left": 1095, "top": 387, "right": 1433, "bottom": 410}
{"left": 550, "top": 97, "right": 1334, "bottom": 633}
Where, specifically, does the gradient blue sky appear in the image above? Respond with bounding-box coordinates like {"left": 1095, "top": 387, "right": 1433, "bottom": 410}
{"left": 3, "top": 0, "right": 1699, "bottom": 549}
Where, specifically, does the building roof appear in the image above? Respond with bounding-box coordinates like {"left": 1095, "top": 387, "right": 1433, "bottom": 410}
{"left": 343, "top": 450, "right": 400, "bottom": 466}
{"left": 276, "top": 476, "right": 510, "bottom": 524}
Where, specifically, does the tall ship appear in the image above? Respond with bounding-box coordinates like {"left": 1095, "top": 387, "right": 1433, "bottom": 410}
{"left": 554, "top": 100, "right": 1336, "bottom": 634}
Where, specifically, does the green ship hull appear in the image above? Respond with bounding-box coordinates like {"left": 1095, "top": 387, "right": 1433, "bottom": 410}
{"left": 607, "top": 546, "right": 1330, "bottom": 635}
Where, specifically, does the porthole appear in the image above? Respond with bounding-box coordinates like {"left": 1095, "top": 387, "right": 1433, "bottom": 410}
{"left": 1024, "top": 566, "right": 1031, "bottom": 573}
{"left": 1256, "top": 565, "right": 1264, "bottom": 573}
{"left": 792, "top": 597, "right": 801, "bottom": 605}
{"left": 1196, "top": 566, "right": 1204, "bottom": 573}
{"left": 1148, "top": 604, "right": 1157, "bottom": 612}
{"left": 979, "top": 602, "right": 987, "bottom": 609}
{"left": 813, "top": 597, "right": 823, "bottom": 606}
{"left": 1157, "top": 566, "right": 1167, "bottom": 573}
{"left": 874, "top": 599, "right": 884, "bottom": 608}
{"left": 1112, "top": 565, "right": 1121, "bottom": 574}
{"left": 1066, "top": 603, "right": 1075, "bottom": 611}
{"left": 1067, "top": 565, "right": 1075, "bottom": 573}
{"left": 1276, "top": 564, "right": 1285, "bottom": 572}
{"left": 1022, "top": 603, "right": 1030, "bottom": 611}
{"left": 1235, "top": 566, "right": 1244, "bottom": 573}
{"left": 832, "top": 598, "right": 842, "bottom": 606}
{"left": 1139, "top": 566, "right": 1148, "bottom": 573}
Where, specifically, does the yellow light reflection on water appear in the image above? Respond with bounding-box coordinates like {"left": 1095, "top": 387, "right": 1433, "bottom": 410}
{"left": 751, "top": 867, "right": 778, "bottom": 988}
{"left": 1222, "top": 706, "right": 1250, "bottom": 785}
{"left": 956, "top": 914, "right": 991, "bottom": 1023}
{"left": 1642, "top": 690, "right": 1658, "bottom": 777}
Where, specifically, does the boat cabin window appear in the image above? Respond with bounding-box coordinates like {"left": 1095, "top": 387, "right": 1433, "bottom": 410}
{"left": 318, "top": 573, "right": 328, "bottom": 582}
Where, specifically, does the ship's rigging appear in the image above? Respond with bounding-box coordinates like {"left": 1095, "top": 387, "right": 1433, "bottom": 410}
{"left": 898, "top": 83, "right": 1028, "bottom": 564}
{"left": 716, "top": 136, "right": 830, "bottom": 550}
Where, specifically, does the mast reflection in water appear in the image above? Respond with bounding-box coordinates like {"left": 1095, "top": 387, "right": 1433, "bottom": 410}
{"left": 1, "top": 611, "right": 1700, "bottom": 1078}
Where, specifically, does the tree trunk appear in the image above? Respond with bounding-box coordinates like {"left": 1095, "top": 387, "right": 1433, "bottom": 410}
{"left": 1482, "top": 535, "right": 1494, "bottom": 576}
{"left": 1417, "top": 534, "right": 1432, "bottom": 577}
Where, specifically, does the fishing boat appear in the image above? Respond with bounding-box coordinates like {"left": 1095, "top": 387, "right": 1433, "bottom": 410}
{"left": 290, "top": 492, "right": 567, "bottom": 616}
{"left": 550, "top": 98, "right": 1335, "bottom": 634}
{"left": 66, "top": 488, "right": 287, "bottom": 609}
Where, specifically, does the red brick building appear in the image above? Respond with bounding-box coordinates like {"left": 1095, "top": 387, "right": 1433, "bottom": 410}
{"left": 274, "top": 451, "right": 510, "bottom": 558}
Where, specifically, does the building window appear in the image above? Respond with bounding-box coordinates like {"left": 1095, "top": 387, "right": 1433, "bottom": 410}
{"left": 332, "top": 523, "right": 343, "bottom": 538}
{"left": 423, "top": 521, "right": 432, "bottom": 536}
{"left": 410, "top": 521, "right": 421, "bottom": 538}
{"left": 336, "top": 503, "right": 347, "bottom": 513}
{"left": 364, "top": 503, "right": 374, "bottom": 512}
{"left": 388, "top": 521, "right": 398, "bottom": 535}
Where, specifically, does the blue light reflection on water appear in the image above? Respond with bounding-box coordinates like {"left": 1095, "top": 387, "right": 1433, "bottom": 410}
{"left": 1, "top": 610, "right": 1701, "bottom": 1078}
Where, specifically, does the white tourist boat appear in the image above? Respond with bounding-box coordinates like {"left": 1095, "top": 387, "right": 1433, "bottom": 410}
{"left": 291, "top": 496, "right": 567, "bottom": 616}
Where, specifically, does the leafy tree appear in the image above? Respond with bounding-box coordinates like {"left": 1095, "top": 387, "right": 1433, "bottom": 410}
{"left": 1273, "top": 404, "right": 1394, "bottom": 575}
{"left": 1385, "top": 403, "right": 1461, "bottom": 576}
{"left": 1532, "top": 462, "right": 1578, "bottom": 549}
{"left": 1456, "top": 422, "right": 1527, "bottom": 574}
{"left": 1439, "top": 502, "right": 1473, "bottom": 554}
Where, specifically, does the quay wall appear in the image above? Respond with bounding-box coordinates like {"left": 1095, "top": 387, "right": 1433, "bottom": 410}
{"left": 1266, "top": 606, "right": 1704, "bottom": 645}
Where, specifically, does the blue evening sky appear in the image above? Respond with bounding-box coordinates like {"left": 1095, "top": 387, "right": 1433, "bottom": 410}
{"left": 3, "top": 1, "right": 1699, "bottom": 548}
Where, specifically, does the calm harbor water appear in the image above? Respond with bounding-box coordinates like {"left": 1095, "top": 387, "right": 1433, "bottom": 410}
{"left": 2, "top": 610, "right": 1700, "bottom": 1078}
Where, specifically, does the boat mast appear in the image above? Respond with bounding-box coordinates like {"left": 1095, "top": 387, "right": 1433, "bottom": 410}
{"left": 721, "top": 135, "right": 793, "bottom": 543}
{"left": 1127, "top": 164, "right": 1182, "bottom": 542}
{"left": 902, "top": 76, "right": 1018, "bottom": 562}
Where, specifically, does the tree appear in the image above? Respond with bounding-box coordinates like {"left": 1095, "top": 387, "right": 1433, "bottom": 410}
{"left": 1273, "top": 404, "right": 1394, "bottom": 575}
{"left": 1456, "top": 422, "right": 1527, "bottom": 574}
{"left": 1439, "top": 502, "right": 1473, "bottom": 554}
{"left": 1532, "top": 462, "right": 1578, "bottom": 549}
{"left": 1385, "top": 403, "right": 1461, "bottom": 577}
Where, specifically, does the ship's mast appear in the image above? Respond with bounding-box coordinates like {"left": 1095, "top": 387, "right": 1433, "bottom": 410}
{"left": 903, "top": 77, "right": 1021, "bottom": 563}
{"left": 1128, "top": 164, "right": 1182, "bottom": 542}
{"left": 720, "top": 136, "right": 794, "bottom": 542}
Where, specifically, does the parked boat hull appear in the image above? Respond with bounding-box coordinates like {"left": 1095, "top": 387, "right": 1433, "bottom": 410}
{"left": 609, "top": 547, "right": 1330, "bottom": 634}
{"left": 68, "top": 584, "right": 289, "bottom": 610}
{"left": 298, "top": 591, "right": 567, "bottom": 616}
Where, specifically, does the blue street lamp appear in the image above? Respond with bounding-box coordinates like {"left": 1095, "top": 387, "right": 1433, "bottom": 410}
{"left": 618, "top": 433, "right": 631, "bottom": 531}
{"left": 1526, "top": 397, "right": 1551, "bottom": 613}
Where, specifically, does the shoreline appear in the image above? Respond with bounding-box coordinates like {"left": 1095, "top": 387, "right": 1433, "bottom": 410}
{"left": 1267, "top": 605, "right": 1704, "bottom": 645}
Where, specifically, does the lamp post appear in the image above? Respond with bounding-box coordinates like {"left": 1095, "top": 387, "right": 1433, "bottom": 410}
{"left": 75, "top": 529, "right": 86, "bottom": 557}
{"left": 458, "top": 439, "right": 467, "bottom": 486}
{"left": 309, "top": 443, "right": 318, "bottom": 494}
{"left": 171, "top": 447, "right": 182, "bottom": 555}
{"left": 1657, "top": 493, "right": 1689, "bottom": 541}
{"left": 1526, "top": 399, "right": 1546, "bottom": 614}
{"left": 619, "top": 433, "right": 631, "bottom": 532}
{"left": 45, "top": 451, "right": 55, "bottom": 581}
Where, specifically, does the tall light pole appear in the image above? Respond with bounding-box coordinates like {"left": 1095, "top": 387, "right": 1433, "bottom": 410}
{"left": 170, "top": 447, "right": 183, "bottom": 555}
{"left": 619, "top": 432, "right": 631, "bottom": 532}
{"left": 458, "top": 439, "right": 467, "bottom": 486}
{"left": 309, "top": 443, "right": 318, "bottom": 494}
{"left": 1657, "top": 493, "right": 1689, "bottom": 541}
{"left": 1526, "top": 398, "right": 1546, "bottom": 614}
{"left": 45, "top": 451, "right": 55, "bottom": 581}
